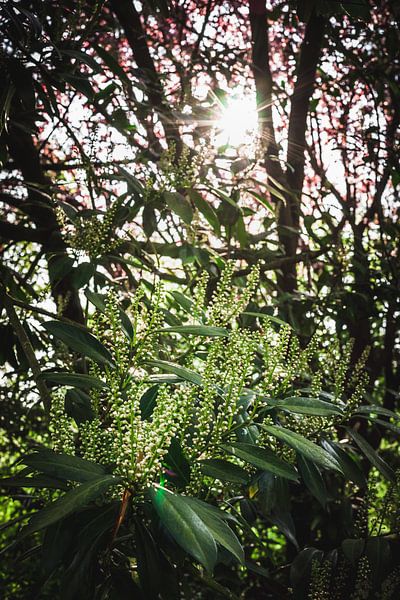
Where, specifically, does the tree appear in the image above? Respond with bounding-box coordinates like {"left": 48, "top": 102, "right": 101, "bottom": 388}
{"left": 1, "top": 1, "right": 399, "bottom": 598}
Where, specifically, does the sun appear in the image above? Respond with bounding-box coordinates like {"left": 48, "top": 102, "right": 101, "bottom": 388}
{"left": 214, "top": 95, "right": 259, "bottom": 148}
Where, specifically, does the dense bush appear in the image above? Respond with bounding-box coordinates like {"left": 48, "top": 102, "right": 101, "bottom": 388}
{"left": 1, "top": 1, "right": 399, "bottom": 598}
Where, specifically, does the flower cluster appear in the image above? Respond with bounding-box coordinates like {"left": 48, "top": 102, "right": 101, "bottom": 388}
{"left": 49, "top": 390, "right": 75, "bottom": 455}
{"left": 207, "top": 261, "right": 260, "bottom": 326}
{"left": 46, "top": 263, "right": 370, "bottom": 504}
{"left": 308, "top": 559, "right": 332, "bottom": 600}
{"left": 56, "top": 200, "right": 121, "bottom": 258}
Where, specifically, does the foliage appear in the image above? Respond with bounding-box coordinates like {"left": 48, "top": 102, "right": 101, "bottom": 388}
{"left": 0, "top": 0, "right": 399, "bottom": 598}
{"left": 1, "top": 266, "right": 399, "bottom": 598}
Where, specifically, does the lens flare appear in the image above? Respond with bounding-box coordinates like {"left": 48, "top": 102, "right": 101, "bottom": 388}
{"left": 215, "top": 96, "right": 259, "bottom": 147}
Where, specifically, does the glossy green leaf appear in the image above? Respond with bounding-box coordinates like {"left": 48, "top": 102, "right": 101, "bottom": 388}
{"left": 261, "top": 425, "right": 342, "bottom": 473}
{"left": 188, "top": 189, "right": 220, "bottom": 235}
{"left": 199, "top": 459, "right": 249, "bottom": 484}
{"left": 43, "top": 321, "right": 114, "bottom": 367}
{"left": 164, "top": 191, "right": 193, "bottom": 224}
{"left": 169, "top": 290, "right": 195, "bottom": 314}
{"left": 354, "top": 405, "right": 400, "bottom": 421}
{"left": 0, "top": 474, "right": 68, "bottom": 490}
{"left": 156, "top": 325, "right": 228, "bottom": 337}
{"left": 185, "top": 497, "right": 238, "bottom": 523}
{"left": 21, "top": 475, "right": 121, "bottom": 538}
{"left": 149, "top": 487, "right": 217, "bottom": 572}
{"left": 23, "top": 449, "right": 107, "bottom": 483}
{"left": 39, "top": 372, "right": 107, "bottom": 390}
{"left": 144, "top": 360, "right": 203, "bottom": 386}
{"left": 346, "top": 429, "right": 395, "bottom": 481}
{"left": 193, "top": 512, "right": 244, "bottom": 563}
{"left": 297, "top": 454, "right": 327, "bottom": 507}
{"left": 65, "top": 388, "right": 95, "bottom": 424}
{"left": 321, "top": 439, "right": 367, "bottom": 488}
{"left": 242, "top": 311, "right": 289, "bottom": 328}
{"left": 71, "top": 262, "right": 95, "bottom": 289}
{"left": 222, "top": 443, "right": 299, "bottom": 482}
{"left": 140, "top": 385, "right": 159, "bottom": 420}
{"left": 272, "top": 396, "right": 343, "bottom": 417}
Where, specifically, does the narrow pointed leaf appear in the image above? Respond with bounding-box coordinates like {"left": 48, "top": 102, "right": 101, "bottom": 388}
{"left": 20, "top": 475, "right": 121, "bottom": 538}
{"left": 354, "top": 405, "right": 400, "bottom": 421}
{"left": 199, "top": 459, "right": 249, "bottom": 485}
{"left": 297, "top": 454, "right": 327, "bottom": 507}
{"left": 23, "top": 450, "right": 107, "bottom": 483}
{"left": 39, "top": 372, "right": 107, "bottom": 390}
{"left": 346, "top": 429, "right": 395, "bottom": 481}
{"left": 273, "top": 396, "right": 343, "bottom": 417}
{"left": 0, "top": 475, "right": 68, "bottom": 491}
{"left": 43, "top": 321, "right": 114, "bottom": 366}
{"left": 194, "top": 513, "right": 244, "bottom": 563}
{"left": 222, "top": 443, "right": 299, "bottom": 482}
{"left": 156, "top": 325, "right": 229, "bottom": 337}
{"left": 144, "top": 360, "right": 203, "bottom": 386}
{"left": 261, "top": 425, "right": 342, "bottom": 473}
{"left": 342, "top": 538, "right": 365, "bottom": 563}
{"left": 149, "top": 487, "right": 217, "bottom": 572}
{"left": 321, "top": 439, "right": 367, "bottom": 488}
{"left": 164, "top": 191, "right": 193, "bottom": 224}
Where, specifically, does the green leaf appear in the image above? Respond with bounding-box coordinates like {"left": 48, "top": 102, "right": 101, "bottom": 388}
{"left": 242, "top": 312, "right": 289, "bottom": 328}
{"left": 346, "top": 429, "right": 395, "bottom": 482}
{"left": 65, "top": 388, "right": 95, "bottom": 424}
{"left": 199, "top": 459, "right": 249, "bottom": 485}
{"left": 297, "top": 454, "right": 327, "bottom": 507}
{"left": 321, "top": 440, "right": 366, "bottom": 488}
{"left": 156, "top": 325, "right": 228, "bottom": 337}
{"left": 23, "top": 449, "right": 107, "bottom": 483}
{"left": 261, "top": 425, "right": 342, "bottom": 473}
{"left": 247, "top": 189, "right": 275, "bottom": 212}
{"left": 342, "top": 538, "right": 365, "bottom": 564}
{"left": 188, "top": 189, "right": 220, "bottom": 235}
{"left": 140, "top": 385, "right": 159, "bottom": 420}
{"left": 48, "top": 255, "right": 74, "bottom": 284}
{"left": 84, "top": 289, "right": 106, "bottom": 312}
{"left": 94, "top": 44, "right": 130, "bottom": 85}
{"left": 64, "top": 75, "right": 94, "bottom": 99}
{"left": 365, "top": 537, "right": 391, "bottom": 585}
{"left": 164, "top": 191, "right": 193, "bottom": 224}
{"left": 21, "top": 475, "right": 121, "bottom": 538}
{"left": 222, "top": 443, "right": 299, "bottom": 482}
{"left": 60, "top": 49, "right": 101, "bottom": 73}
{"left": 192, "top": 511, "right": 244, "bottom": 563}
{"left": 0, "top": 474, "right": 68, "bottom": 491}
{"left": 144, "top": 360, "right": 203, "bottom": 386}
{"left": 149, "top": 487, "right": 217, "bottom": 572}
{"left": 169, "top": 290, "right": 195, "bottom": 314}
{"left": 39, "top": 372, "right": 107, "bottom": 390}
{"left": 272, "top": 396, "right": 343, "bottom": 417}
{"left": 355, "top": 405, "right": 400, "bottom": 421}
{"left": 43, "top": 321, "right": 114, "bottom": 367}
{"left": 184, "top": 497, "right": 238, "bottom": 523}
{"left": 71, "top": 262, "right": 95, "bottom": 289}
{"left": 165, "top": 439, "right": 191, "bottom": 487}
